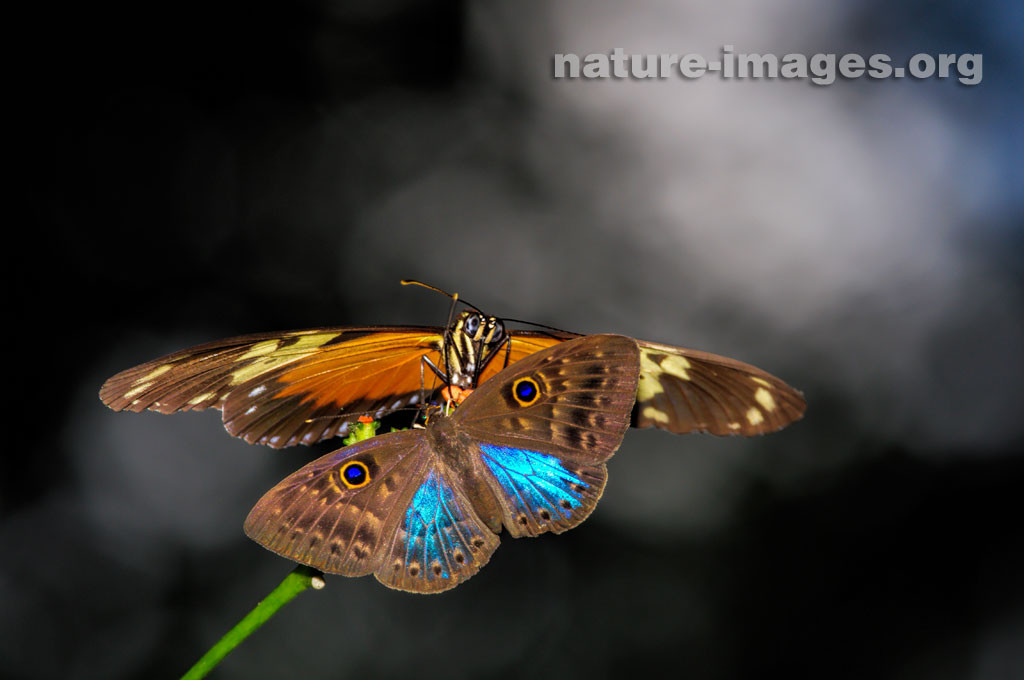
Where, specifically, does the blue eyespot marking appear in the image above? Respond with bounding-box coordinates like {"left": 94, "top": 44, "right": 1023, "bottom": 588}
{"left": 402, "top": 470, "right": 476, "bottom": 580}
{"left": 516, "top": 381, "right": 536, "bottom": 400}
{"left": 511, "top": 377, "right": 540, "bottom": 406}
{"left": 339, "top": 461, "right": 369, "bottom": 488}
{"left": 479, "top": 444, "right": 588, "bottom": 523}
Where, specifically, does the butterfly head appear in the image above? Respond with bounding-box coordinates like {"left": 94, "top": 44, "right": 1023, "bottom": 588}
{"left": 445, "top": 311, "right": 508, "bottom": 388}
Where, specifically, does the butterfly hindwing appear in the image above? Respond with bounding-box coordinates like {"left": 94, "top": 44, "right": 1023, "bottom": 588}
{"left": 100, "top": 327, "right": 446, "bottom": 448}
{"left": 243, "top": 430, "right": 431, "bottom": 577}
{"left": 476, "top": 445, "right": 608, "bottom": 538}
{"left": 244, "top": 430, "right": 500, "bottom": 593}
{"left": 458, "top": 334, "right": 640, "bottom": 537}
{"left": 373, "top": 467, "right": 500, "bottom": 593}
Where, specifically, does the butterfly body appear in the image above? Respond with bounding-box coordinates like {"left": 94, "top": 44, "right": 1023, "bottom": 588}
{"left": 243, "top": 334, "right": 640, "bottom": 592}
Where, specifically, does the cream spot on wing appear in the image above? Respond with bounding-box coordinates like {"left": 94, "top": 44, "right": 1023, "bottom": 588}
{"left": 746, "top": 407, "right": 764, "bottom": 426}
{"left": 239, "top": 340, "right": 280, "bottom": 360}
{"left": 637, "top": 352, "right": 666, "bottom": 402}
{"left": 286, "top": 333, "right": 339, "bottom": 351}
{"left": 230, "top": 334, "right": 337, "bottom": 386}
{"left": 143, "top": 365, "right": 172, "bottom": 380}
{"left": 659, "top": 354, "right": 692, "bottom": 380}
{"left": 754, "top": 387, "right": 776, "bottom": 412}
{"left": 642, "top": 406, "right": 669, "bottom": 424}
{"left": 751, "top": 377, "right": 771, "bottom": 388}
{"left": 123, "top": 381, "right": 152, "bottom": 399}
{"left": 728, "top": 421, "right": 741, "bottom": 430}
{"left": 638, "top": 348, "right": 693, "bottom": 401}
{"left": 188, "top": 392, "right": 214, "bottom": 406}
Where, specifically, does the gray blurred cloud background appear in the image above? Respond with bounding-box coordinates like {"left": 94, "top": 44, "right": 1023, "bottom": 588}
{"left": 7, "top": 0, "right": 1023, "bottom": 678}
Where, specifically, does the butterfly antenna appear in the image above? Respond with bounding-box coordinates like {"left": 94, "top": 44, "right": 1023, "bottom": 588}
{"left": 400, "top": 279, "right": 482, "bottom": 314}
{"left": 502, "top": 316, "right": 580, "bottom": 336}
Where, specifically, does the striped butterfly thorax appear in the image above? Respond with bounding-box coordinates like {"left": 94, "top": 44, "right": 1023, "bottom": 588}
{"left": 243, "top": 334, "right": 640, "bottom": 593}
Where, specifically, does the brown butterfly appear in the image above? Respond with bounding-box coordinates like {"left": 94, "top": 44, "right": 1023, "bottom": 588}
{"left": 99, "top": 300, "right": 804, "bottom": 446}
{"left": 243, "top": 334, "right": 640, "bottom": 593}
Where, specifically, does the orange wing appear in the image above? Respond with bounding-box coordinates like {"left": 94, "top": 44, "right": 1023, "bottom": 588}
{"left": 100, "top": 327, "right": 446, "bottom": 448}
{"left": 476, "top": 332, "right": 576, "bottom": 384}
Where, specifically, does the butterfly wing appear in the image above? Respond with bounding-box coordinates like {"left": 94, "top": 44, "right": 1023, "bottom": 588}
{"left": 633, "top": 340, "right": 806, "bottom": 436}
{"left": 454, "top": 334, "right": 640, "bottom": 538}
{"left": 244, "top": 429, "right": 500, "bottom": 593}
{"left": 99, "top": 327, "right": 446, "bottom": 448}
{"left": 482, "top": 332, "right": 805, "bottom": 437}
{"left": 475, "top": 330, "right": 575, "bottom": 384}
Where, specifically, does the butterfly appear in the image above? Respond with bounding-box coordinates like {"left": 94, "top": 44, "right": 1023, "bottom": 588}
{"left": 99, "top": 306, "right": 805, "bottom": 447}
{"left": 242, "top": 334, "right": 640, "bottom": 593}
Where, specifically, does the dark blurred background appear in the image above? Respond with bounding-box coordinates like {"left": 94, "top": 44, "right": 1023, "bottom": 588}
{"left": 6, "top": 0, "right": 1023, "bottom": 678}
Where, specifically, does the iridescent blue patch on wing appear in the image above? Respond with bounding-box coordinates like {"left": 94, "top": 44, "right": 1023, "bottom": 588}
{"left": 479, "top": 444, "right": 587, "bottom": 520}
{"left": 402, "top": 470, "right": 473, "bottom": 580}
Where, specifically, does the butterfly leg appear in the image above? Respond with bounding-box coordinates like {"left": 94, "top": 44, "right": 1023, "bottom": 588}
{"left": 418, "top": 354, "right": 451, "bottom": 415}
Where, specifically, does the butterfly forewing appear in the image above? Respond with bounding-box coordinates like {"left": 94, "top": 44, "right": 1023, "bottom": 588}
{"left": 633, "top": 341, "right": 806, "bottom": 436}
{"left": 458, "top": 334, "right": 640, "bottom": 537}
{"left": 100, "top": 327, "right": 445, "bottom": 448}
{"left": 493, "top": 334, "right": 804, "bottom": 438}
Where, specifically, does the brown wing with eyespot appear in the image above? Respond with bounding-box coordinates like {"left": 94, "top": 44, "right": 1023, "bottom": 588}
{"left": 244, "top": 430, "right": 501, "bottom": 594}
{"left": 456, "top": 334, "right": 640, "bottom": 537}
{"left": 633, "top": 340, "right": 806, "bottom": 436}
{"left": 475, "top": 332, "right": 805, "bottom": 438}
{"left": 244, "top": 430, "right": 426, "bottom": 578}
{"left": 99, "top": 327, "right": 446, "bottom": 448}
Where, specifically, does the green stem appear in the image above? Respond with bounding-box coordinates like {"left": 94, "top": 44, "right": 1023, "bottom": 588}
{"left": 180, "top": 565, "right": 325, "bottom": 680}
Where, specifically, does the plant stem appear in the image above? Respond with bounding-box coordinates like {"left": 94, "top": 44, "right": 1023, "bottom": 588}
{"left": 180, "top": 565, "right": 325, "bottom": 680}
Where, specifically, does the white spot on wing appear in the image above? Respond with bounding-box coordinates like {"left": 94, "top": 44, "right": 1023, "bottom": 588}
{"left": 248, "top": 385, "right": 267, "bottom": 398}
